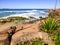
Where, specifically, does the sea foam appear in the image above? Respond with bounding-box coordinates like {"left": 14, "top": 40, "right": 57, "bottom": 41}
{"left": 0, "top": 10, "right": 48, "bottom": 19}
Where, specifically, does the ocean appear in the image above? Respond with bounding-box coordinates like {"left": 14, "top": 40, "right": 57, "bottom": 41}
{"left": 0, "top": 9, "right": 49, "bottom": 19}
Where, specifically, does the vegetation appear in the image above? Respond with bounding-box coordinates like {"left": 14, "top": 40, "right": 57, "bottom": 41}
{"left": 49, "top": 9, "right": 60, "bottom": 19}
{"left": 48, "top": 10, "right": 60, "bottom": 45}
{"left": 16, "top": 38, "right": 43, "bottom": 45}
{"left": 41, "top": 16, "right": 60, "bottom": 45}
{"left": 55, "top": 32, "right": 60, "bottom": 45}
{"left": 41, "top": 17, "right": 58, "bottom": 33}
{"left": 7, "top": 17, "right": 28, "bottom": 20}
{"left": 43, "top": 9, "right": 60, "bottom": 45}
{"left": 0, "top": 17, "right": 28, "bottom": 23}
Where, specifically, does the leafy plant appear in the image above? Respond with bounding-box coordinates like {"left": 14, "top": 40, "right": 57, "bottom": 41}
{"left": 41, "top": 17, "right": 58, "bottom": 32}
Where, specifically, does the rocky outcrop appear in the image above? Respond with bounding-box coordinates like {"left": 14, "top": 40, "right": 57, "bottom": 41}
{"left": 0, "top": 33, "right": 9, "bottom": 45}
{"left": 10, "top": 23, "right": 39, "bottom": 45}
{"left": 0, "top": 26, "right": 16, "bottom": 45}
{"left": 0, "top": 21, "right": 54, "bottom": 45}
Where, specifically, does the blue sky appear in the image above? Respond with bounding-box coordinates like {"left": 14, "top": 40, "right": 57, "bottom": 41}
{"left": 0, "top": 0, "right": 60, "bottom": 9}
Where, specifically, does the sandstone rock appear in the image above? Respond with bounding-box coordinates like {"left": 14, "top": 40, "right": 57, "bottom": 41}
{"left": 0, "top": 33, "right": 9, "bottom": 45}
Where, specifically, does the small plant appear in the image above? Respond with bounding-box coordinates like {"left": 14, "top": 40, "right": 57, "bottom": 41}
{"left": 31, "top": 38, "right": 43, "bottom": 45}
{"left": 17, "top": 38, "right": 43, "bottom": 45}
{"left": 55, "top": 32, "right": 60, "bottom": 45}
{"left": 41, "top": 17, "right": 58, "bottom": 32}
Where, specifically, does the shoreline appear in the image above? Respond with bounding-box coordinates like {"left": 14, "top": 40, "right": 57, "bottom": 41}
{"left": 0, "top": 9, "right": 49, "bottom": 19}
{"left": 0, "top": 14, "right": 48, "bottom": 19}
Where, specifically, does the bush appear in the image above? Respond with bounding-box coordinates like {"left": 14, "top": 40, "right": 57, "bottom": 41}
{"left": 41, "top": 17, "right": 58, "bottom": 32}
{"left": 55, "top": 32, "right": 60, "bottom": 45}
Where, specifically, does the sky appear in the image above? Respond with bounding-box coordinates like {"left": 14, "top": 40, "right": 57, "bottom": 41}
{"left": 0, "top": 0, "right": 60, "bottom": 9}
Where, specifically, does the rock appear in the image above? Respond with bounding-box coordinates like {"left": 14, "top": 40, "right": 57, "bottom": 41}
{"left": 0, "top": 33, "right": 9, "bottom": 45}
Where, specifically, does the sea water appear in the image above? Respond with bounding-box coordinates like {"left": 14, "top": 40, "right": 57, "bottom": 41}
{"left": 0, "top": 9, "right": 49, "bottom": 19}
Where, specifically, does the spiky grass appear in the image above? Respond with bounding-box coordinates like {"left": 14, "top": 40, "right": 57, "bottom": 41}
{"left": 41, "top": 17, "right": 58, "bottom": 32}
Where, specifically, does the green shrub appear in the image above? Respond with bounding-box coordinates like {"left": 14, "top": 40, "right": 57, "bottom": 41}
{"left": 41, "top": 17, "right": 58, "bottom": 32}
{"left": 55, "top": 32, "right": 60, "bottom": 45}
{"left": 32, "top": 39, "right": 42, "bottom": 45}
{"left": 17, "top": 38, "right": 43, "bottom": 45}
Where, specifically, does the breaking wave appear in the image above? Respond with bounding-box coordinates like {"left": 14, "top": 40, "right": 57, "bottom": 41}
{"left": 0, "top": 9, "right": 49, "bottom": 19}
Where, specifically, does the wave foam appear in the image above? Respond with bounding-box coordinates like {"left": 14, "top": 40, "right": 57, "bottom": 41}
{"left": 0, "top": 10, "right": 48, "bottom": 19}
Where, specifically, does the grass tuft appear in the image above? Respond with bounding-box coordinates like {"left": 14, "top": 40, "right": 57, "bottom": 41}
{"left": 41, "top": 17, "right": 58, "bottom": 32}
